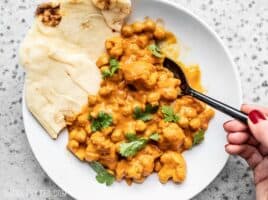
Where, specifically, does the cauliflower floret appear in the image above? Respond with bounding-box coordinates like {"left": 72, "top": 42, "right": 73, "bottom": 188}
{"left": 158, "top": 151, "right": 186, "bottom": 183}
{"left": 85, "top": 132, "right": 118, "bottom": 170}
{"left": 115, "top": 145, "right": 162, "bottom": 183}
{"left": 159, "top": 123, "right": 185, "bottom": 150}
{"left": 121, "top": 61, "right": 156, "bottom": 89}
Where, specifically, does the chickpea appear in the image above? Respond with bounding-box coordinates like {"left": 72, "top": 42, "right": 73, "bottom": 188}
{"left": 147, "top": 92, "right": 160, "bottom": 105}
{"left": 102, "top": 126, "right": 114, "bottom": 135}
{"left": 147, "top": 72, "right": 158, "bottom": 88}
{"left": 67, "top": 139, "right": 79, "bottom": 152}
{"left": 137, "top": 34, "right": 149, "bottom": 48}
{"left": 158, "top": 120, "right": 168, "bottom": 129}
{"left": 111, "top": 129, "right": 124, "bottom": 142}
{"left": 178, "top": 116, "right": 189, "bottom": 128}
{"left": 193, "top": 101, "right": 205, "bottom": 114}
{"left": 99, "top": 86, "right": 113, "bottom": 96}
{"left": 77, "top": 113, "right": 89, "bottom": 126}
{"left": 121, "top": 25, "right": 134, "bottom": 37}
{"left": 154, "top": 160, "right": 162, "bottom": 172}
{"left": 65, "top": 115, "right": 76, "bottom": 125}
{"left": 73, "top": 128, "right": 87, "bottom": 143}
{"left": 96, "top": 53, "right": 109, "bottom": 67}
{"left": 122, "top": 105, "right": 132, "bottom": 116}
{"left": 161, "top": 88, "right": 178, "bottom": 100}
{"left": 90, "top": 109, "right": 98, "bottom": 118}
{"left": 105, "top": 40, "right": 114, "bottom": 50}
{"left": 112, "top": 113, "right": 120, "bottom": 125}
{"left": 203, "top": 108, "right": 215, "bottom": 119}
{"left": 202, "top": 123, "right": 208, "bottom": 130}
{"left": 124, "top": 43, "right": 140, "bottom": 55}
{"left": 135, "top": 120, "right": 147, "bottom": 132}
{"left": 132, "top": 21, "right": 144, "bottom": 33}
{"left": 144, "top": 19, "right": 156, "bottom": 32}
{"left": 75, "top": 148, "right": 86, "bottom": 161}
{"left": 85, "top": 124, "right": 92, "bottom": 135}
{"left": 110, "top": 47, "right": 123, "bottom": 58}
{"left": 189, "top": 118, "right": 201, "bottom": 130}
{"left": 123, "top": 121, "right": 136, "bottom": 134}
{"left": 96, "top": 95, "right": 103, "bottom": 104}
{"left": 154, "top": 26, "right": 166, "bottom": 40}
{"left": 105, "top": 37, "right": 123, "bottom": 58}
{"left": 144, "top": 124, "right": 158, "bottom": 137}
{"left": 69, "top": 129, "right": 78, "bottom": 140}
{"left": 88, "top": 95, "right": 97, "bottom": 106}
{"left": 134, "top": 177, "right": 145, "bottom": 184}
{"left": 85, "top": 151, "right": 99, "bottom": 162}
{"left": 183, "top": 136, "right": 193, "bottom": 150}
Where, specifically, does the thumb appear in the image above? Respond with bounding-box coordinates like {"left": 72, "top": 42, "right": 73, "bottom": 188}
{"left": 248, "top": 110, "right": 268, "bottom": 148}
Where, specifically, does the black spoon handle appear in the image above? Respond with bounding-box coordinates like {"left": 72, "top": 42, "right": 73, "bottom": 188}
{"left": 189, "top": 88, "right": 248, "bottom": 124}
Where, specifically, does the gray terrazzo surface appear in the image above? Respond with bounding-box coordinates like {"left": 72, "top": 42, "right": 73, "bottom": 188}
{"left": 1, "top": 0, "right": 268, "bottom": 199}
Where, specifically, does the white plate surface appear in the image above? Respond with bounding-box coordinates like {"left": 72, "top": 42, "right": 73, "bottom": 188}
{"left": 23, "top": 0, "right": 242, "bottom": 199}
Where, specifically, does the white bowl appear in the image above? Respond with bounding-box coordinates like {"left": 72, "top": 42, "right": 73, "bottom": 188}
{"left": 22, "top": 0, "right": 242, "bottom": 199}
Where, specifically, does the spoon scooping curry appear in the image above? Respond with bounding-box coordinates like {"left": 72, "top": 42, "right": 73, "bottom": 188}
{"left": 163, "top": 57, "right": 248, "bottom": 124}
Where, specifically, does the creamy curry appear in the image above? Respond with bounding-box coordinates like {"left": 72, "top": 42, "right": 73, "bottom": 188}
{"left": 66, "top": 19, "right": 214, "bottom": 185}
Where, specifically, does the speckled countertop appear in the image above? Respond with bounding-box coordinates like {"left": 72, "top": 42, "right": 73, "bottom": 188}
{"left": 0, "top": 0, "right": 268, "bottom": 199}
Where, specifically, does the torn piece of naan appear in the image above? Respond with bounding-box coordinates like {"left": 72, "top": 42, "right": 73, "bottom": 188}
{"left": 20, "top": 0, "right": 131, "bottom": 139}
{"left": 92, "top": 0, "right": 131, "bottom": 31}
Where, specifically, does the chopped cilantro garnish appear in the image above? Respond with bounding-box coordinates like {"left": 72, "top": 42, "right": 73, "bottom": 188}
{"left": 102, "top": 58, "right": 120, "bottom": 78}
{"left": 161, "top": 106, "right": 180, "bottom": 123}
{"left": 133, "top": 104, "right": 158, "bottom": 122}
{"left": 148, "top": 44, "right": 162, "bottom": 58}
{"left": 90, "top": 112, "right": 113, "bottom": 132}
{"left": 90, "top": 161, "right": 115, "bottom": 186}
{"left": 193, "top": 130, "right": 205, "bottom": 145}
{"left": 119, "top": 133, "right": 160, "bottom": 157}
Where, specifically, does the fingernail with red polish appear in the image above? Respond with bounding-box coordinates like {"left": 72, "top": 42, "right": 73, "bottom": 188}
{"left": 248, "top": 110, "right": 266, "bottom": 124}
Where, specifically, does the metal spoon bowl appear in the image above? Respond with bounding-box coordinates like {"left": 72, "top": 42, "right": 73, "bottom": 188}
{"left": 163, "top": 57, "right": 248, "bottom": 124}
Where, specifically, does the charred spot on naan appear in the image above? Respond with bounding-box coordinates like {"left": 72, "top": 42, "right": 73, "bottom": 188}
{"left": 92, "top": 0, "right": 111, "bottom": 10}
{"left": 36, "top": 3, "right": 62, "bottom": 27}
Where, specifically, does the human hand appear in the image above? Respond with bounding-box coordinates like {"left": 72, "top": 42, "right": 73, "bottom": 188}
{"left": 223, "top": 104, "right": 268, "bottom": 200}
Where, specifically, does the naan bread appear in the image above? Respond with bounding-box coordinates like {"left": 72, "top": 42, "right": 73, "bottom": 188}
{"left": 92, "top": 0, "right": 131, "bottom": 31}
{"left": 20, "top": 0, "right": 130, "bottom": 139}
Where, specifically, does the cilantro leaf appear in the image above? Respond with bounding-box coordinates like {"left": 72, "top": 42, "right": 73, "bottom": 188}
{"left": 161, "top": 106, "right": 180, "bottom": 123}
{"left": 102, "top": 69, "right": 112, "bottom": 78}
{"left": 90, "top": 161, "right": 115, "bottom": 186}
{"left": 133, "top": 104, "right": 158, "bottom": 122}
{"left": 149, "top": 133, "right": 160, "bottom": 141}
{"left": 119, "top": 138, "right": 148, "bottom": 157}
{"left": 120, "top": 133, "right": 160, "bottom": 157}
{"left": 101, "top": 58, "right": 119, "bottom": 78}
{"left": 90, "top": 112, "right": 113, "bottom": 132}
{"left": 133, "top": 107, "right": 152, "bottom": 121}
{"left": 193, "top": 130, "right": 205, "bottom": 145}
{"left": 125, "top": 132, "right": 138, "bottom": 142}
{"left": 148, "top": 44, "right": 162, "bottom": 58}
{"left": 109, "top": 58, "right": 119, "bottom": 73}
